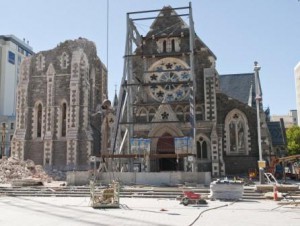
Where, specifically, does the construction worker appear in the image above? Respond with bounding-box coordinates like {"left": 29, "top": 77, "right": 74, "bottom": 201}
{"left": 274, "top": 161, "right": 283, "bottom": 179}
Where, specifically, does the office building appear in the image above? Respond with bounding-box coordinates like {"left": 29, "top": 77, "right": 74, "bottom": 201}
{"left": 295, "top": 62, "right": 300, "bottom": 126}
{"left": 0, "top": 35, "right": 34, "bottom": 115}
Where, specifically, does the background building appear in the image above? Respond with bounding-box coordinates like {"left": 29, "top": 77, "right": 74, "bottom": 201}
{"left": 0, "top": 35, "right": 34, "bottom": 115}
{"left": 12, "top": 38, "right": 107, "bottom": 170}
{"left": 295, "top": 62, "right": 300, "bottom": 126}
{"left": 0, "top": 35, "right": 33, "bottom": 157}
{"left": 271, "top": 110, "right": 298, "bottom": 128}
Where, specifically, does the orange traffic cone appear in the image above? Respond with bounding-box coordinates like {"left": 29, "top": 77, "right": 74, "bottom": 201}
{"left": 273, "top": 184, "right": 278, "bottom": 201}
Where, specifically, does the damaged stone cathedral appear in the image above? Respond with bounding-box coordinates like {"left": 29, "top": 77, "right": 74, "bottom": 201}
{"left": 11, "top": 38, "right": 107, "bottom": 170}
{"left": 103, "top": 5, "right": 283, "bottom": 177}
{"left": 11, "top": 5, "right": 285, "bottom": 177}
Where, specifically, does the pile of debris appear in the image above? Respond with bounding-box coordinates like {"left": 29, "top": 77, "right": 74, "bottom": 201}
{"left": 0, "top": 157, "right": 65, "bottom": 185}
{"left": 45, "top": 169, "right": 66, "bottom": 181}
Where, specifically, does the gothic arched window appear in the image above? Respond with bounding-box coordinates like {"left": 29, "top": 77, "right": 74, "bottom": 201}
{"left": 197, "top": 137, "right": 208, "bottom": 160}
{"left": 163, "top": 40, "right": 167, "bottom": 53}
{"left": 171, "top": 39, "right": 175, "bottom": 52}
{"left": 148, "top": 108, "right": 156, "bottom": 122}
{"left": 61, "top": 103, "right": 67, "bottom": 137}
{"left": 225, "top": 110, "right": 249, "bottom": 155}
{"left": 36, "top": 54, "right": 44, "bottom": 71}
{"left": 61, "top": 52, "right": 68, "bottom": 69}
{"left": 156, "top": 38, "right": 181, "bottom": 53}
{"left": 136, "top": 108, "right": 147, "bottom": 123}
{"left": 37, "top": 104, "right": 42, "bottom": 138}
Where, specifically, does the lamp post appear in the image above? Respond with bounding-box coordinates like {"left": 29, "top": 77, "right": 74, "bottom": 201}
{"left": 1, "top": 123, "right": 6, "bottom": 158}
{"left": 254, "top": 61, "right": 265, "bottom": 184}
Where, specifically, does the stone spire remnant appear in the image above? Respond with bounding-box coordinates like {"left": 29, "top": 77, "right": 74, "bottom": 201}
{"left": 11, "top": 38, "right": 107, "bottom": 170}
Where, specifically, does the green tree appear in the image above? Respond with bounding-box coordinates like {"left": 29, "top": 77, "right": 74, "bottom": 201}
{"left": 286, "top": 125, "right": 300, "bottom": 155}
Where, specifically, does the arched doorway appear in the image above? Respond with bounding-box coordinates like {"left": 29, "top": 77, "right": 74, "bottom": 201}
{"left": 157, "top": 133, "right": 183, "bottom": 171}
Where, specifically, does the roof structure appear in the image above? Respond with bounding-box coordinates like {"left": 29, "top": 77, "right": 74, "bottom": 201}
{"left": 0, "top": 35, "right": 34, "bottom": 54}
{"left": 219, "top": 73, "right": 256, "bottom": 107}
{"left": 147, "top": 6, "right": 188, "bottom": 37}
{"left": 267, "top": 120, "right": 286, "bottom": 146}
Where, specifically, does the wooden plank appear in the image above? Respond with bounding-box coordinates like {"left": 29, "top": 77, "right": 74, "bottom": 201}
{"left": 100, "top": 153, "right": 195, "bottom": 159}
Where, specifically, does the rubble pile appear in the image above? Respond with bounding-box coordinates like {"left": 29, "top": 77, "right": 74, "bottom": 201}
{"left": 0, "top": 157, "right": 65, "bottom": 184}
{"left": 45, "top": 169, "right": 66, "bottom": 181}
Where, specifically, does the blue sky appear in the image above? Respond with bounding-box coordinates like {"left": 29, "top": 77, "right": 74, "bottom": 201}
{"left": 1, "top": 0, "right": 299, "bottom": 115}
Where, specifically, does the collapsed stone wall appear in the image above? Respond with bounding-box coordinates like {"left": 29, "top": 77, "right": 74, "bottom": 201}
{"left": 0, "top": 157, "right": 66, "bottom": 184}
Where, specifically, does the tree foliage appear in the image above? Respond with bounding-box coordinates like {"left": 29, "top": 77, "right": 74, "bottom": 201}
{"left": 286, "top": 125, "right": 300, "bottom": 155}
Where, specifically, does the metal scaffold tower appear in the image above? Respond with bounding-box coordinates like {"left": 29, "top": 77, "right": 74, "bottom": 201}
{"left": 106, "top": 3, "right": 197, "bottom": 171}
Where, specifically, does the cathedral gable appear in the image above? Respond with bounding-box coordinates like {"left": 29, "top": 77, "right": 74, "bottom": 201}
{"left": 152, "top": 103, "right": 178, "bottom": 122}
{"left": 149, "top": 6, "right": 188, "bottom": 35}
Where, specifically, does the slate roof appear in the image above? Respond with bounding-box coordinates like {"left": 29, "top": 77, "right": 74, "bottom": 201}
{"left": 219, "top": 73, "right": 256, "bottom": 107}
{"left": 267, "top": 121, "right": 286, "bottom": 146}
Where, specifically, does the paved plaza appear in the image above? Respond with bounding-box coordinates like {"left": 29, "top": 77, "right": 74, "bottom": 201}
{"left": 0, "top": 196, "right": 299, "bottom": 226}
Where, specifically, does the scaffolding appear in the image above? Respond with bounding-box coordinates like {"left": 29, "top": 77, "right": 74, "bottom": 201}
{"left": 90, "top": 180, "right": 120, "bottom": 208}
{"left": 108, "top": 3, "right": 197, "bottom": 171}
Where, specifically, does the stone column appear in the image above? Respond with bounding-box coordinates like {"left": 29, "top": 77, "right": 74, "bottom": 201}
{"left": 204, "top": 68, "right": 217, "bottom": 121}
{"left": 11, "top": 58, "right": 31, "bottom": 160}
{"left": 43, "top": 64, "right": 55, "bottom": 165}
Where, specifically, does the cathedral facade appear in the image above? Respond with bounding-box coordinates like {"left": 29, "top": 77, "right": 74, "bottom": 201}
{"left": 111, "top": 6, "right": 273, "bottom": 176}
{"left": 11, "top": 38, "right": 107, "bottom": 170}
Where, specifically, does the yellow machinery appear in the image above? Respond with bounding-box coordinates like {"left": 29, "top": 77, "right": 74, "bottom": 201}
{"left": 266, "top": 155, "right": 300, "bottom": 180}
{"left": 277, "top": 155, "right": 300, "bottom": 180}
{"left": 248, "top": 168, "right": 258, "bottom": 179}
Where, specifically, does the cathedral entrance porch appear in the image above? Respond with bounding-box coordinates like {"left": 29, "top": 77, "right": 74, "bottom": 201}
{"left": 156, "top": 133, "right": 184, "bottom": 172}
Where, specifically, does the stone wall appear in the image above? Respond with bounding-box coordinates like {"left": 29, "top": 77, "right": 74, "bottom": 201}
{"left": 24, "top": 141, "right": 44, "bottom": 165}
{"left": 12, "top": 38, "right": 107, "bottom": 171}
{"left": 66, "top": 171, "right": 211, "bottom": 186}
{"left": 52, "top": 141, "right": 67, "bottom": 169}
{"left": 216, "top": 93, "right": 259, "bottom": 174}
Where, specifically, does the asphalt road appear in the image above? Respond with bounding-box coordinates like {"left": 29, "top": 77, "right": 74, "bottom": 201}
{"left": 0, "top": 197, "right": 299, "bottom": 226}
